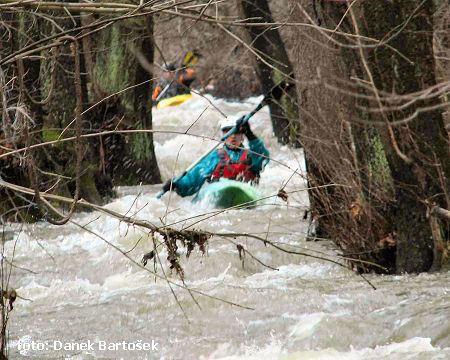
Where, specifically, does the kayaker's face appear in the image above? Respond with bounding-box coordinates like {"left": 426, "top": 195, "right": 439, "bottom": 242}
{"left": 162, "top": 71, "right": 174, "bottom": 81}
{"left": 224, "top": 132, "right": 243, "bottom": 149}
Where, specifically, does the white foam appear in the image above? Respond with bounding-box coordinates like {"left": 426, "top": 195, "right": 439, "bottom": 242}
{"left": 207, "top": 337, "right": 442, "bottom": 360}
{"left": 244, "top": 263, "right": 335, "bottom": 290}
{"left": 17, "top": 278, "right": 102, "bottom": 307}
{"left": 288, "top": 312, "right": 327, "bottom": 339}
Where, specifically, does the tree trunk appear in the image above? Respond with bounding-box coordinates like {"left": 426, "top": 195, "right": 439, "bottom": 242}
{"left": 130, "top": 15, "right": 161, "bottom": 184}
{"left": 290, "top": 0, "right": 449, "bottom": 273}
{"left": 360, "top": 0, "right": 450, "bottom": 273}
{"left": 240, "top": 0, "right": 300, "bottom": 145}
{"left": 43, "top": 2, "right": 103, "bottom": 205}
{"left": 288, "top": 2, "right": 386, "bottom": 272}
{"left": 94, "top": 18, "right": 161, "bottom": 185}
{"left": 327, "top": 2, "right": 397, "bottom": 268}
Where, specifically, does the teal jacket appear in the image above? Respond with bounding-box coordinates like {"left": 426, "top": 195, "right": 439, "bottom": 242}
{"left": 174, "top": 139, "right": 269, "bottom": 197}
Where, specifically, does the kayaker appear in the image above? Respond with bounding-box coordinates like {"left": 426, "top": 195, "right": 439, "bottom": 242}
{"left": 162, "top": 116, "right": 269, "bottom": 197}
{"left": 152, "top": 63, "right": 196, "bottom": 102}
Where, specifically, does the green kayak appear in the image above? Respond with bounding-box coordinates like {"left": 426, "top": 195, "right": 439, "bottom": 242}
{"left": 193, "top": 179, "right": 260, "bottom": 209}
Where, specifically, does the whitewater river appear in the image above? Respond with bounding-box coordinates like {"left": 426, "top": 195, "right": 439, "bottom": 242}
{"left": 4, "top": 94, "right": 449, "bottom": 359}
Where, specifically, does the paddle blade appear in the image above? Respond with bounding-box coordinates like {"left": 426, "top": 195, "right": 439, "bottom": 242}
{"left": 182, "top": 50, "right": 201, "bottom": 66}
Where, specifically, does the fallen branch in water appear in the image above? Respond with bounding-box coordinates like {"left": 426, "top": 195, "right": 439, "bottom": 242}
{"left": 214, "top": 232, "right": 380, "bottom": 290}
{"left": 0, "top": 177, "right": 378, "bottom": 292}
{"left": 227, "top": 239, "right": 278, "bottom": 271}
{"left": 0, "top": 176, "right": 210, "bottom": 275}
{"left": 0, "top": 177, "right": 255, "bottom": 313}
{"left": 0, "top": 176, "right": 198, "bottom": 235}
{"left": 70, "top": 219, "right": 252, "bottom": 311}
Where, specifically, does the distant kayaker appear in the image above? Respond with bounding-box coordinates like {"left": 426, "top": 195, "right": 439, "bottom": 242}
{"left": 152, "top": 63, "right": 196, "bottom": 102}
{"left": 162, "top": 116, "right": 269, "bottom": 197}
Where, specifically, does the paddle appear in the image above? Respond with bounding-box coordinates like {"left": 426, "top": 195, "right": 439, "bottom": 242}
{"left": 156, "top": 80, "right": 290, "bottom": 199}
{"left": 155, "top": 82, "right": 172, "bottom": 102}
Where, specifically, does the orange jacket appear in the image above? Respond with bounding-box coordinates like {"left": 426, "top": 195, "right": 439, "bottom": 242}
{"left": 152, "top": 84, "right": 162, "bottom": 101}
{"left": 177, "top": 68, "right": 195, "bottom": 87}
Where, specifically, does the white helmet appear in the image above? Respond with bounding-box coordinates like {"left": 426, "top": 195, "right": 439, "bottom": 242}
{"left": 220, "top": 114, "right": 244, "bottom": 131}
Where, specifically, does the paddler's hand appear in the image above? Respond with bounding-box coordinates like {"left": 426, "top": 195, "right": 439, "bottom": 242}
{"left": 162, "top": 178, "right": 177, "bottom": 193}
{"left": 240, "top": 122, "right": 256, "bottom": 141}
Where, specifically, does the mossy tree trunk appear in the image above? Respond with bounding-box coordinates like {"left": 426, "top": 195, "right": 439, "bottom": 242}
{"left": 301, "top": 0, "right": 449, "bottom": 272}
{"left": 322, "top": 2, "right": 396, "bottom": 266}
{"left": 359, "top": 0, "right": 450, "bottom": 273}
{"left": 94, "top": 16, "right": 161, "bottom": 185}
{"left": 2, "top": 4, "right": 162, "bottom": 220}
{"left": 240, "top": 0, "right": 300, "bottom": 145}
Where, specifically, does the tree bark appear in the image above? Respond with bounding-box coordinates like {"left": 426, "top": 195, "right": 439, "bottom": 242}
{"left": 43, "top": 2, "right": 102, "bottom": 204}
{"left": 359, "top": 0, "right": 450, "bottom": 272}
{"left": 94, "top": 18, "right": 161, "bottom": 185}
{"left": 240, "top": 0, "right": 300, "bottom": 145}
{"left": 130, "top": 15, "right": 161, "bottom": 184}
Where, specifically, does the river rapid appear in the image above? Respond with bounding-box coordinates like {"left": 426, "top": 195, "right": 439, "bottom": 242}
{"left": 4, "top": 94, "right": 449, "bottom": 359}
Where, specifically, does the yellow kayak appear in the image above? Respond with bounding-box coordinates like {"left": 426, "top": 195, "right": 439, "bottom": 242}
{"left": 156, "top": 94, "right": 192, "bottom": 109}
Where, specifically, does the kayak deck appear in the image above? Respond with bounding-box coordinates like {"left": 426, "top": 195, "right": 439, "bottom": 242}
{"left": 156, "top": 94, "right": 192, "bottom": 109}
{"left": 193, "top": 179, "right": 260, "bottom": 209}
